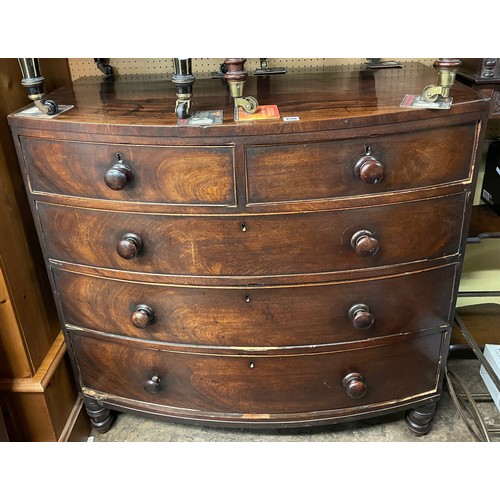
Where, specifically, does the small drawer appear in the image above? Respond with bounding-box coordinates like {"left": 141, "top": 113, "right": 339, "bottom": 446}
{"left": 72, "top": 331, "right": 443, "bottom": 418}
{"left": 21, "top": 137, "right": 235, "bottom": 205}
{"left": 39, "top": 193, "right": 465, "bottom": 277}
{"left": 54, "top": 264, "right": 456, "bottom": 347}
{"left": 246, "top": 123, "right": 476, "bottom": 204}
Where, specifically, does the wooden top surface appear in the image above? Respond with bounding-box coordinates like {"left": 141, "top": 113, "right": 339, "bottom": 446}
{"left": 8, "top": 63, "right": 490, "bottom": 138}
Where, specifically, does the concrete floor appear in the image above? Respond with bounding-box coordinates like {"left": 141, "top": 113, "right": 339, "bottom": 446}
{"left": 90, "top": 358, "right": 499, "bottom": 442}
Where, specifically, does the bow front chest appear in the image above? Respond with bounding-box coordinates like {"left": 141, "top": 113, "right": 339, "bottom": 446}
{"left": 8, "top": 64, "right": 489, "bottom": 435}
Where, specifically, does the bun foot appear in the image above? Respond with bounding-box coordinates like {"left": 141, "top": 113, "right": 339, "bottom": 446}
{"left": 83, "top": 395, "right": 114, "bottom": 434}
{"left": 405, "top": 402, "right": 437, "bottom": 437}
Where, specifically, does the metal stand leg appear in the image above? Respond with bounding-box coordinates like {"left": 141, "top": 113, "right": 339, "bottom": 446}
{"left": 94, "top": 58, "right": 114, "bottom": 77}
{"left": 18, "top": 58, "right": 58, "bottom": 115}
{"left": 172, "top": 58, "right": 195, "bottom": 119}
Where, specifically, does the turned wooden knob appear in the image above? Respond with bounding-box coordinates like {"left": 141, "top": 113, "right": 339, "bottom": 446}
{"left": 116, "top": 233, "right": 143, "bottom": 260}
{"left": 348, "top": 304, "right": 374, "bottom": 330}
{"left": 350, "top": 230, "right": 379, "bottom": 257}
{"left": 354, "top": 155, "right": 384, "bottom": 184}
{"left": 144, "top": 374, "right": 161, "bottom": 395}
{"left": 131, "top": 304, "right": 154, "bottom": 328}
{"left": 342, "top": 372, "right": 367, "bottom": 399}
{"left": 104, "top": 162, "right": 133, "bottom": 190}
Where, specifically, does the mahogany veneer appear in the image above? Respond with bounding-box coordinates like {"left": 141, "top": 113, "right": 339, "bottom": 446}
{"left": 8, "top": 63, "right": 490, "bottom": 436}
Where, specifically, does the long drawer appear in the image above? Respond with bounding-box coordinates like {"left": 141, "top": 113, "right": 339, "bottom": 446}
{"left": 72, "top": 331, "right": 443, "bottom": 417}
{"left": 38, "top": 193, "right": 465, "bottom": 277}
{"left": 246, "top": 122, "right": 476, "bottom": 204}
{"left": 21, "top": 137, "right": 235, "bottom": 205}
{"left": 54, "top": 264, "right": 456, "bottom": 347}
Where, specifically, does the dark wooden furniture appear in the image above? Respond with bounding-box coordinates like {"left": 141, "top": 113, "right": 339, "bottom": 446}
{"left": 457, "top": 59, "right": 500, "bottom": 119}
{"left": 0, "top": 58, "right": 90, "bottom": 441}
{"left": 7, "top": 63, "right": 489, "bottom": 436}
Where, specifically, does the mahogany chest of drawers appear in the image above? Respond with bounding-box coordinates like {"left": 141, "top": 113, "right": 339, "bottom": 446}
{"left": 8, "top": 64, "right": 489, "bottom": 436}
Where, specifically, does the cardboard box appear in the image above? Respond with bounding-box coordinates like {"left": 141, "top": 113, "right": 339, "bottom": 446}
{"left": 480, "top": 344, "right": 500, "bottom": 412}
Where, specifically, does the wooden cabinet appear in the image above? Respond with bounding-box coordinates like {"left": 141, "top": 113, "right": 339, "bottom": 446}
{"left": 7, "top": 63, "right": 489, "bottom": 436}
{"left": 0, "top": 58, "right": 90, "bottom": 441}
{"left": 457, "top": 58, "right": 500, "bottom": 118}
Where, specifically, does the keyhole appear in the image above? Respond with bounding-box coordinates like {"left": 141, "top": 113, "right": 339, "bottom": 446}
{"left": 241, "top": 222, "right": 247, "bottom": 232}
{"left": 249, "top": 361, "right": 255, "bottom": 369}
{"left": 365, "top": 145, "right": 372, "bottom": 155}
{"left": 245, "top": 295, "right": 251, "bottom": 303}
{"left": 116, "top": 152, "right": 123, "bottom": 162}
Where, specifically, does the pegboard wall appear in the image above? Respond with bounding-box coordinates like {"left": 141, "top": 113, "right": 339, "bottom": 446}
{"left": 68, "top": 58, "right": 437, "bottom": 79}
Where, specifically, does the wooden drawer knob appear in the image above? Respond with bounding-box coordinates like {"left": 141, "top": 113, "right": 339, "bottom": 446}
{"left": 144, "top": 374, "right": 161, "bottom": 395}
{"left": 348, "top": 304, "right": 374, "bottom": 330}
{"left": 350, "top": 230, "right": 379, "bottom": 257}
{"left": 104, "top": 154, "right": 133, "bottom": 190}
{"left": 116, "top": 233, "right": 143, "bottom": 260}
{"left": 342, "top": 372, "right": 367, "bottom": 399}
{"left": 354, "top": 154, "right": 384, "bottom": 184}
{"left": 131, "top": 304, "right": 154, "bottom": 328}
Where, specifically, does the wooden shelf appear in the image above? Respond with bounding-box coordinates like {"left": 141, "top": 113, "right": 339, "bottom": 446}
{"left": 0, "top": 58, "right": 90, "bottom": 441}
